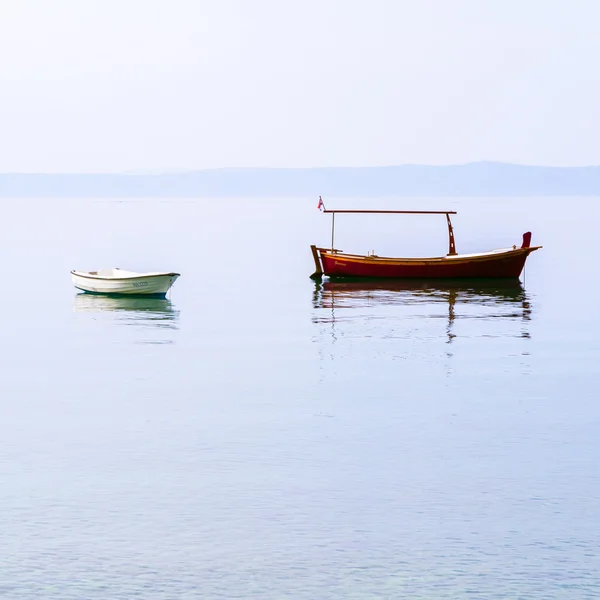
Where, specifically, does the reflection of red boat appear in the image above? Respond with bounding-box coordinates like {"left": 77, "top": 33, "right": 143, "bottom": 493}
{"left": 320, "top": 278, "right": 526, "bottom": 298}
{"left": 310, "top": 208, "right": 541, "bottom": 279}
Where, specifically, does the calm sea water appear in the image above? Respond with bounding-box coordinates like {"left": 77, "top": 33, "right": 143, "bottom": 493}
{"left": 1, "top": 196, "right": 599, "bottom": 599}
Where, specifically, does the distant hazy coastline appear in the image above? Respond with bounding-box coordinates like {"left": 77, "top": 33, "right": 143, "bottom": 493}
{"left": 2, "top": 162, "right": 600, "bottom": 197}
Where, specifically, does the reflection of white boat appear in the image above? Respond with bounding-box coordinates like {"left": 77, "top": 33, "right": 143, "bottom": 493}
{"left": 72, "top": 291, "right": 179, "bottom": 341}
{"left": 71, "top": 268, "right": 180, "bottom": 298}
{"left": 72, "top": 293, "right": 176, "bottom": 315}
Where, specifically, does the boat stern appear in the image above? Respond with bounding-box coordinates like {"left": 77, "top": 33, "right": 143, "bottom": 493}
{"left": 309, "top": 245, "right": 324, "bottom": 280}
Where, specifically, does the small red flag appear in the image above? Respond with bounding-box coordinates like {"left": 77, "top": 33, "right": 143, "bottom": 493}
{"left": 317, "top": 196, "right": 325, "bottom": 211}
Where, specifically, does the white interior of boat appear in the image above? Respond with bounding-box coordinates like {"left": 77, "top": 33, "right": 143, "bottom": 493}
{"left": 444, "top": 247, "right": 515, "bottom": 259}
{"left": 73, "top": 268, "right": 173, "bottom": 279}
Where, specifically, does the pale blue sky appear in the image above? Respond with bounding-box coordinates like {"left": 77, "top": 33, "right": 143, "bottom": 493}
{"left": 0, "top": 0, "right": 598, "bottom": 172}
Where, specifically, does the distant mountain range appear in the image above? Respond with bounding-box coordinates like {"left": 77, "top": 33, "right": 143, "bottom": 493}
{"left": 2, "top": 162, "right": 600, "bottom": 197}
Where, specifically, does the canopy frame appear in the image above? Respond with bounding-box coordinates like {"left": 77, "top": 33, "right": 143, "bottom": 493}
{"left": 323, "top": 209, "right": 458, "bottom": 256}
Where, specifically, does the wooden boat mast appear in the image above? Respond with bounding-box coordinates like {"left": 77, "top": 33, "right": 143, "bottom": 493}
{"left": 322, "top": 209, "right": 458, "bottom": 256}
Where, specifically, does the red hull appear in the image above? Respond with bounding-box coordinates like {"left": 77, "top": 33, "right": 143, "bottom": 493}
{"left": 317, "top": 247, "right": 539, "bottom": 279}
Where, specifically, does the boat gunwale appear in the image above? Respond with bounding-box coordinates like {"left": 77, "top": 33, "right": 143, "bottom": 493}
{"left": 71, "top": 270, "right": 180, "bottom": 281}
{"left": 317, "top": 246, "right": 542, "bottom": 265}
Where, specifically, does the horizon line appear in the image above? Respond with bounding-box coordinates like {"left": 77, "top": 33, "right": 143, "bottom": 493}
{"left": 2, "top": 160, "right": 600, "bottom": 175}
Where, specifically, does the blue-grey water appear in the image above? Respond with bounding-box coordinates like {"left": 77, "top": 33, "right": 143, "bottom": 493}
{"left": 1, "top": 196, "right": 598, "bottom": 599}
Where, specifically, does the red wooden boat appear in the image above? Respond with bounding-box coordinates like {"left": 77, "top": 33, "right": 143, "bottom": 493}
{"left": 310, "top": 206, "right": 541, "bottom": 280}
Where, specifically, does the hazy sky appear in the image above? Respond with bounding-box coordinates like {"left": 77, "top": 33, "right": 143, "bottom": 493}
{"left": 1, "top": 0, "right": 598, "bottom": 172}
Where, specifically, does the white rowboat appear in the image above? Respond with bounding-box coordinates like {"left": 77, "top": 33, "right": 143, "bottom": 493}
{"left": 71, "top": 268, "right": 180, "bottom": 298}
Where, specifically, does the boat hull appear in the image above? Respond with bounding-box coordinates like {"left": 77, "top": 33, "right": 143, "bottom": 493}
{"left": 316, "top": 247, "right": 540, "bottom": 279}
{"left": 71, "top": 272, "right": 179, "bottom": 298}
